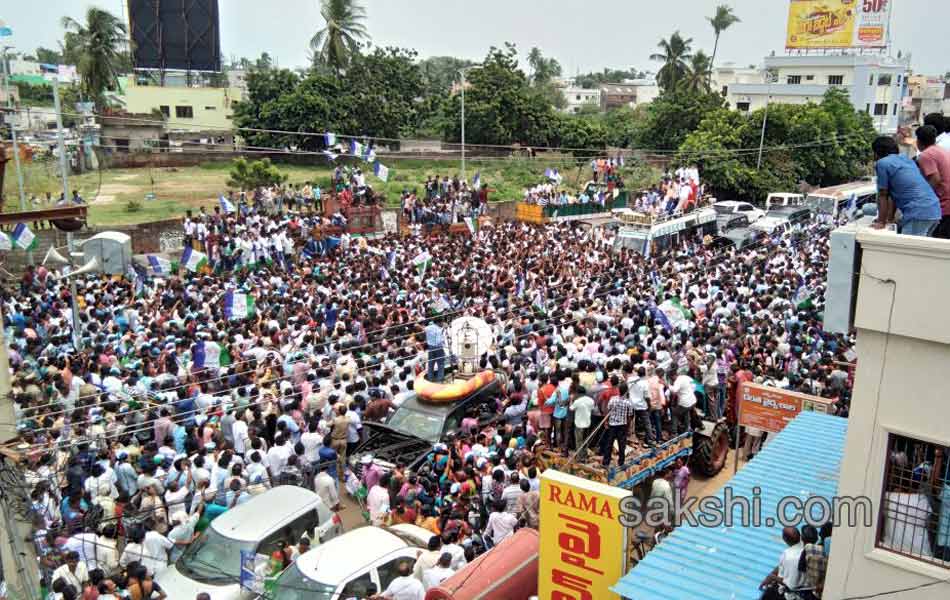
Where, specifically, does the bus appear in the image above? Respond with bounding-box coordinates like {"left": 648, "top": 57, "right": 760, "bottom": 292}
{"left": 613, "top": 208, "right": 718, "bottom": 255}
{"left": 804, "top": 180, "right": 878, "bottom": 221}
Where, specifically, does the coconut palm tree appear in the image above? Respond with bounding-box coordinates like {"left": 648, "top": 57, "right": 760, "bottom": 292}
{"left": 310, "top": 0, "right": 369, "bottom": 74}
{"left": 707, "top": 4, "right": 741, "bottom": 83}
{"left": 683, "top": 51, "right": 713, "bottom": 93}
{"left": 650, "top": 31, "right": 693, "bottom": 91}
{"left": 61, "top": 8, "right": 127, "bottom": 108}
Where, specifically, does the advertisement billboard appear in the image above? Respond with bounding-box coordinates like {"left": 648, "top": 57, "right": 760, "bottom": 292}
{"left": 539, "top": 470, "right": 630, "bottom": 600}
{"left": 786, "top": 0, "right": 892, "bottom": 49}
{"left": 738, "top": 382, "right": 835, "bottom": 433}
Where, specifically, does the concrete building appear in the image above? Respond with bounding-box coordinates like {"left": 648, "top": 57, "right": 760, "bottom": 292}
{"left": 711, "top": 63, "right": 765, "bottom": 100}
{"left": 727, "top": 54, "right": 909, "bottom": 134}
{"left": 599, "top": 81, "right": 659, "bottom": 111}
{"left": 98, "top": 114, "right": 165, "bottom": 152}
{"left": 562, "top": 86, "right": 600, "bottom": 113}
{"left": 904, "top": 75, "right": 949, "bottom": 125}
{"left": 823, "top": 229, "right": 950, "bottom": 600}
{"left": 122, "top": 77, "right": 244, "bottom": 132}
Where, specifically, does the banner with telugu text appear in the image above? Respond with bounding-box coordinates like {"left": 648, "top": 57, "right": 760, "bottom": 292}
{"left": 786, "top": 0, "right": 891, "bottom": 49}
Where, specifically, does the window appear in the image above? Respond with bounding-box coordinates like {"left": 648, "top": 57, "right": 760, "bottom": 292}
{"left": 876, "top": 433, "right": 950, "bottom": 569}
{"left": 159, "top": 105, "right": 170, "bottom": 118}
{"left": 805, "top": 74, "right": 814, "bottom": 81}
{"left": 377, "top": 556, "right": 415, "bottom": 592}
{"left": 258, "top": 513, "right": 317, "bottom": 557}
{"left": 175, "top": 105, "right": 194, "bottom": 118}
{"left": 897, "top": 74, "right": 902, "bottom": 85}
{"left": 722, "top": 85, "right": 728, "bottom": 97}
{"left": 576, "top": 95, "right": 581, "bottom": 100}
{"left": 736, "top": 102, "right": 750, "bottom": 112}
{"left": 893, "top": 103, "right": 898, "bottom": 115}
{"left": 204, "top": 105, "right": 216, "bottom": 111}
{"left": 786, "top": 75, "right": 802, "bottom": 85}
{"left": 869, "top": 73, "right": 875, "bottom": 86}
{"left": 878, "top": 74, "right": 893, "bottom": 86}
{"left": 873, "top": 103, "right": 888, "bottom": 116}
{"left": 866, "top": 103, "right": 871, "bottom": 114}
{"left": 827, "top": 75, "right": 844, "bottom": 86}
{"left": 340, "top": 573, "right": 375, "bottom": 599}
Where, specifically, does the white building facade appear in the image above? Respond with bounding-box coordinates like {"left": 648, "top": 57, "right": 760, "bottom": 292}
{"left": 727, "top": 54, "right": 909, "bottom": 134}
{"left": 562, "top": 86, "right": 600, "bottom": 113}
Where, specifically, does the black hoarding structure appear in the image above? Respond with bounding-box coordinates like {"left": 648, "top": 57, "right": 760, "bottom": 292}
{"left": 128, "top": 0, "right": 221, "bottom": 72}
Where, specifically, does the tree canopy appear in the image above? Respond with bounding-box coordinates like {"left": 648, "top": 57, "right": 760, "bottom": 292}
{"left": 310, "top": 0, "right": 369, "bottom": 73}
{"left": 233, "top": 46, "right": 425, "bottom": 151}
{"left": 676, "top": 89, "right": 875, "bottom": 201}
{"left": 61, "top": 8, "right": 127, "bottom": 108}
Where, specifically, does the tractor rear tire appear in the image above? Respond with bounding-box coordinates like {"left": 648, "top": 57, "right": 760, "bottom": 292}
{"left": 691, "top": 421, "right": 730, "bottom": 477}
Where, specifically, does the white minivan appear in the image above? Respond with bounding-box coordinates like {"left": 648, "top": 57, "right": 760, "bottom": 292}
{"left": 156, "top": 486, "right": 341, "bottom": 600}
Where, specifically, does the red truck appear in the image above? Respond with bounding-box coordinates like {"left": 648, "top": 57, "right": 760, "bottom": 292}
{"left": 425, "top": 528, "right": 539, "bottom": 600}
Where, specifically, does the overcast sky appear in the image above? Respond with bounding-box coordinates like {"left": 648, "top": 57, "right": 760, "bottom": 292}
{"left": 5, "top": 0, "right": 948, "bottom": 76}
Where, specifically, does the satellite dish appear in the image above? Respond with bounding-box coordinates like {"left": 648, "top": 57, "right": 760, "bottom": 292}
{"left": 448, "top": 316, "right": 494, "bottom": 377}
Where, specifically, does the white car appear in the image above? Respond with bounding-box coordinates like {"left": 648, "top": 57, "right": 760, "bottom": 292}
{"left": 156, "top": 486, "right": 342, "bottom": 600}
{"left": 712, "top": 200, "right": 765, "bottom": 224}
{"left": 269, "top": 524, "right": 433, "bottom": 599}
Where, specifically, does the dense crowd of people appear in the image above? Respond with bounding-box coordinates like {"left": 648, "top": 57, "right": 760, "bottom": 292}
{"left": 3, "top": 165, "right": 859, "bottom": 599}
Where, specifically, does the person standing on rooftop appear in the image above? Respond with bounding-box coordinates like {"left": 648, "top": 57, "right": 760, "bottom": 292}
{"left": 871, "top": 135, "right": 942, "bottom": 237}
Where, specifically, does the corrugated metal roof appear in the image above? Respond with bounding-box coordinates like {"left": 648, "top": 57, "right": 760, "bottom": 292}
{"left": 612, "top": 411, "right": 848, "bottom": 600}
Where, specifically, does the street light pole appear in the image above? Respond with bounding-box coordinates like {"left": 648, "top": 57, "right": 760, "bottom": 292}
{"left": 756, "top": 71, "right": 777, "bottom": 170}
{"left": 458, "top": 65, "right": 481, "bottom": 181}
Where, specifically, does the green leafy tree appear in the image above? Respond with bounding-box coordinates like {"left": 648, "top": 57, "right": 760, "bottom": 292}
{"left": 227, "top": 157, "right": 288, "bottom": 190}
{"left": 650, "top": 31, "right": 693, "bottom": 91}
{"left": 527, "top": 47, "right": 562, "bottom": 86}
{"left": 310, "top": 0, "right": 369, "bottom": 73}
{"left": 440, "top": 44, "right": 555, "bottom": 147}
{"left": 61, "top": 8, "right": 127, "bottom": 108}
{"left": 677, "top": 88, "right": 875, "bottom": 201}
{"left": 233, "top": 47, "right": 425, "bottom": 150}
{"left": 707, "top": 4, "right": 741, "bottom": 84}
{"left": 575, "top": 68, "right": 646, "bottom": 89}
{"left": 35, "top": 47, "right": 64, "bottom": 64}
{"left": 683, "top": 51, "right": 713, "bottom": 93}
{"left": 638, "top": 86, "right": 725, "bottom": 151}
{"left": 418, "top": 56, "right": 477, "bottom": 96}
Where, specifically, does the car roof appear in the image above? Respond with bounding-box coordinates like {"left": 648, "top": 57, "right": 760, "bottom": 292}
{"left": 714, "top": 200, "right": 742, "bottom": 207}
{"left": 210, "top": 486, "right": 322, "bottom": 543}
{"left": 294, "top": 527, "right": 421, "bottom": 585}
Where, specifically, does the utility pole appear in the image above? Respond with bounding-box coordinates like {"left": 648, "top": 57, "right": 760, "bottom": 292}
{"left": 1, "top": 46, "right": 30, "bottom": 264}
{"left": 756, "top": 70, "right": 778, "bottom": 170}
{"left": 458, "top": 65, "right": 481, "bottom": 181}
{"left": 52, "top": 77, "right": 82, "bottom": 350}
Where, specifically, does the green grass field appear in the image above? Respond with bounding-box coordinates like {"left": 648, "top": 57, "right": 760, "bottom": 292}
{"left": 2, "top": 156, "right": 659, "bottom": 226}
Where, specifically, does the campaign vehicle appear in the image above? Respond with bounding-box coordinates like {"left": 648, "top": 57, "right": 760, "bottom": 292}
{"left": 351, "top": 375, "right": 503, "bottom": 473}
{"left": 613, "top": 208, "right": 718, "bottom": 256}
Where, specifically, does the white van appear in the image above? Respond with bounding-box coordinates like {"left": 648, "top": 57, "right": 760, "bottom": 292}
{"left": 156, "top": 486, "right": 341, "bottom": 600}
{"left": 269, "top": 524, "right": 432, "bottom": 599}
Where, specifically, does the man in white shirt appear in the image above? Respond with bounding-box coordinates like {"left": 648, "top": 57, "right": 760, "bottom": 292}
{"left": 628, "top": 365, "right": 655, "bottom": 446}
{"left": 759, "top": 527, "right": 806, "bottom": 595}
{"left": 231, "top": 411, "right": 250, "bottom": 455}
{"left": 366, "top": 473, "right": 391, "bottom": 526}
{"left": 484, "top": 500, "right": 518, "bottom": 547}
{"left": 266, "top": 433, "right": 292, "bottom": 478}
{"left": 313, "top": 464, "right": 340, "bottom": 511}
{"left": 440, "top": 530, "right": 467, "bottom": 571}
{"left": 569, "top": 390, "right": 595, "bottom": 460}
{"left": 421, "top": 553, "right": 456, "bottom": 591}
{"left": 671, "top": 368, "right": 696, "bottom": 434}
{"left": 378, "top": 560, "right": 425, "bottom": 600}
{"left": 51, "top": 552, "right": 88, "bottom": 595}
